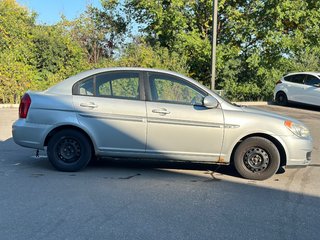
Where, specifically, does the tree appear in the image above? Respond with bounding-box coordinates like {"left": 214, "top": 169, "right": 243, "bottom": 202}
{"left": 126, "top": 0, "right": 320, "bottom": 100}
{"left": 110, "top": 39, "right": 189, "bottom": 74}
{"left": 62, "top": 0, "right": 127, "bottom": 65}
{"left": 216, "top": 0, "right": 320, "bottom": 99}
{"left": 0, "top": 0, "right": 37, "bottom": 103}
{"left": 0, "top": 0, "right": 89, "bottom": 102}
{"left": 125, "top": 0, "right": 213, "bottom": 85}
{"left": 31, "top": 24, "right": 88, "bottom": 89}
{"left": 2, "top": 0, "right": 320, "bottom": 103}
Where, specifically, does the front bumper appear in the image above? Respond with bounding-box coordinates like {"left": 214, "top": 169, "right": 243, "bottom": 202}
{"left": 281, "top": 135, "right": 313, "bottom": 166}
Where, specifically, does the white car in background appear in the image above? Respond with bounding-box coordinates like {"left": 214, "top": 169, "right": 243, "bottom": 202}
{"left": 274, "top": 72, "right": 320, "bottom": 106}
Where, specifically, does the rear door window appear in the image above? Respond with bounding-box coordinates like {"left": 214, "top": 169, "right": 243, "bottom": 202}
{"left": 305, "top": 75, "right": 320, "bottom": 86}
{"left": 96, "top": 73, "right": 140, "bottom": 99}
{"left": 73, "top": 72, "right": 141, "bottom": 100}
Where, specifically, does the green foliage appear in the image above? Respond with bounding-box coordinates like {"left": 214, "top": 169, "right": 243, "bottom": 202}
{"left": 0, "top": 0, "right": 36, "bottom": 103}
{"left": 217, "top": 0, "right": 320, "bottom": 100}
{"left": 125, "top": 0, "right": 213, "bottom": 85}
{"left": 61, "top": 0, "right": 127, "bottom": 64}
{"left": 0, "top": 51, "right": 37, "bottom": 103}
{"left": 0, "top": 0, "right": 88, "bottom": 102}
{"left": 0, "top": 0, "right": 36, "bottom": 62}
{"left": 126, "top": 0, "right": 320, "bottom": 101}
{"left": 101, "top": 39, "right": 189, "bottom": 75}
{"left": 31, "top": 25, "right": 88, "bottom": 90}
{"left": 1, "top": 0, "right": 320, "bottom": 103}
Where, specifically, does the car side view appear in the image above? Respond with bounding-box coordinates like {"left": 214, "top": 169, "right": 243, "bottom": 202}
{"left": 13, "top": 68, "right": 313, "bottom": 180}
{"left": 274, "top": 72, "right": 320, "bottom": 106}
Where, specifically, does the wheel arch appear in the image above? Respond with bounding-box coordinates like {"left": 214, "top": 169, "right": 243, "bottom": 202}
{"left": 44, "top": 125, "right": 96, "bottom": 154}
{"left": 275, "top": 90, "right": 287, "bottom": 97}
{"left": 230, "top": 133, "right": 287, "bottom": 167}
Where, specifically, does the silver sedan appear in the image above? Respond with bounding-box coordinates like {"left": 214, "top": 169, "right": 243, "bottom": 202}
{"left": 12, "top": 68, "right": 313, "bottom": 180}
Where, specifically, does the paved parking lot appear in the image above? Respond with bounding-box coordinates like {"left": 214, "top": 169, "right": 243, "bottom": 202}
{"left": 1, "top": 105, "right": 320, "bottom": 240}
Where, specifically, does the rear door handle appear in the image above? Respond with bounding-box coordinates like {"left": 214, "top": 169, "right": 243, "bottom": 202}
{"left": 80, "top": 102, "right": 98, "bottom": 108}
{"left": 152, "top": 108, "right": 170, "bottom": 115}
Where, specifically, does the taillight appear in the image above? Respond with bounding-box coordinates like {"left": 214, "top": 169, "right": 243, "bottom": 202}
{"left": 276, "top": 80, "right": 282, "bottom": 85}
{"left": 19, "top": 93, "right": 31, "bottom": 118}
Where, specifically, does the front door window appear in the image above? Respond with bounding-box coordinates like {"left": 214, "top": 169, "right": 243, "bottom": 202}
{"left": 148, "top": 74, "right": 206, "bottom": 105}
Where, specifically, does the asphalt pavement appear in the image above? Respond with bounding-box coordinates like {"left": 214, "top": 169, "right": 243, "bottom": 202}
{"left": 1, "top": 105, "right": 319, "bottom": 240}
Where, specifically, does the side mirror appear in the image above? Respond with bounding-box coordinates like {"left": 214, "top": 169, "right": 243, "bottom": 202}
{"left": 203, "top": 96, "right": 219, "bottom": 109}
{"left": 314, "top": 83, "right": 320, "bottom": 88}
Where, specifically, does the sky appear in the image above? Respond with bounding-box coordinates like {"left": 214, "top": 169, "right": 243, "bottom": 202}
{"left": 16, "top": 0, "right": 102, "bottom": 25}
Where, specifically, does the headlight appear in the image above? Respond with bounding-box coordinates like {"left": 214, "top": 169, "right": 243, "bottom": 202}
{"left": 284, "top": 120, "right": 310, "bottom": 138}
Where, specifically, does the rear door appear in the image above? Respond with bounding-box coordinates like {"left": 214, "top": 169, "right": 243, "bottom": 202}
{"left": 72, "top": 71, "right": 147, "bottom": 155}
{"left": 145, "top": 72, "right": 224, "bottom": 162}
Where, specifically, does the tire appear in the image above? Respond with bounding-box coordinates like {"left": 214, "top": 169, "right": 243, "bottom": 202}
{"left": 275, "top": 92, "right": 288, "bottom": 106}
{"left": 47, "top": 129, "right": 92, "bottom": 172}
{"left": 234, "top": 137, "right": 280, "bottom": 180}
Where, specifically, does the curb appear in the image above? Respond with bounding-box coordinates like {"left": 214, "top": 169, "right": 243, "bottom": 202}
{"left": 233, "top": 101, "right": 270, "bottom": 106}
{"left": 0, "top": 104, "right": 19, "bottom": 108}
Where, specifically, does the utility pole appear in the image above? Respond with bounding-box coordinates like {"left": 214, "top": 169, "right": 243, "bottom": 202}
{"left": 211, "top": 0, "right": 218, "bottom": 90}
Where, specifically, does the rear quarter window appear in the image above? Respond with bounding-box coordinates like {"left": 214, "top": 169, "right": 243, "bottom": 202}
{"left": 284, "top": 74, "right": 305, "bottom": 84}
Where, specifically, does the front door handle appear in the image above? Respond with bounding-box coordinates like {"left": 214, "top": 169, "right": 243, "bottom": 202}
{"left": 80, "top": 102, "right": 98, "bottom": 108}
{"left": 152, "top": 108, "right": 170, "bottom": 115}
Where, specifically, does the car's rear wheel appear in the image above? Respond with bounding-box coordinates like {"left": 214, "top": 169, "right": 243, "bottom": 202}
{"left": 275, "top": 92, "right": 288, "bottom": 106}
{"left": 234, "top": 137, "right": 280, "bottom": 180}
{"left": 47, "top": 129, "right": 92, "bottom": 172}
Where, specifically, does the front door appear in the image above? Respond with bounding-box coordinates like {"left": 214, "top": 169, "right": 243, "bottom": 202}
{"left": 304, "top": 74, "right": 320, "bottom": 106}
{"left": 145, "top": 72, "right": 224, "bottom": 162}
{"left": 286, "top": 74, "right": 306, "bottom": 103}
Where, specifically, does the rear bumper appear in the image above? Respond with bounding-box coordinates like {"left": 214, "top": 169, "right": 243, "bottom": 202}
{"left": 12, "top": 119, "right": 49, "bottom": 150}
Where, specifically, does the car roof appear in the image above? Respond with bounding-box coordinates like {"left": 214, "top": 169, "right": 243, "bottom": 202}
{"left": 45, "top": 67, "right": 206, "bottom": 95}
{"left": 284, "top": 72, "right": 320, "bottom": 77}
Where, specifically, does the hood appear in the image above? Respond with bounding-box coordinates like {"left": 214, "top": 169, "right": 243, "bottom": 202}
{"left": 241, "top": 106, "right": 303, "bottom": 124}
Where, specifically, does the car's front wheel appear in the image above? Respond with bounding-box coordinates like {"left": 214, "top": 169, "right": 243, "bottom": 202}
{"left": 47, "top": 129, "right": 92, "bottom": 172}
{"left": 234, "top": 137, "right": 280, "bottom": 180}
